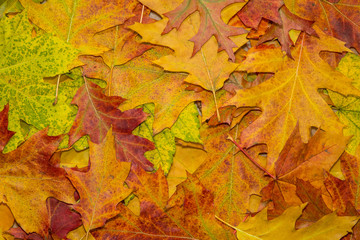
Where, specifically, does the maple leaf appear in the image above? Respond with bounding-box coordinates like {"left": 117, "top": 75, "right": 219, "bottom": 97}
{"left": 130, "top": 14, "right": 247, "bottom": 120}
{"left": 340, "top": 152, "right": 360, "bottom": 210}
{"left": 93, "top": 171, "right": 231, "bottom": 239}
{"left": 194, "top": 121, "right": 269, "bottom": 226}
{"left": 0, "top": 0, "right": 23, "bottom": 18}
{"left": 227, "top": 27, "right": 360, "bottom": 169}
{"left": 0, "top": 129, "right": 75, "bottom": 235}
{"left": 295, "top": 178, "right": 332, "bottom": 228}
{"left": 46, "top": 198, "right": 82, "bottom": 239}
{"left": 0, "top": 105, "right": 15, "bottom": 152}
{"left": 68, "top": 78, "right": 154, "bottom": 171}
{"left": 324, "top": 171, "right": 354, "bottom": 214}
{"left": 328, "top": 53, "right": 360, "bottom": 155}
{"left": 81, "top": 49, "right": 231, "bottom": 134}
{"left": 284, "top": 0, "right": 360, "bottom": 53}
{"left": 19, "top": 0, "right": 138, "bottom": 56}
{"left": 0, "top": 11, "right": 78, "bottom": 151}
{"left": 260, "top": 124, "right": 348, "bottom": 218}
{"left": 162, "top": 0, "right": 247, "bottom": 61}
{"left": 0, "top": 204, "right": 14, "bottom": 240}
{"left": 133, "top": 102, "right": 201, "bottom": 174}
{"left": 66, "top": 128, "right": 133, "bottom": 234}
{"left": 258, "top": 5, "right": 318, "bottom": 57}
{"left": 219, "top": 203, "right": 359, "bottom": 240}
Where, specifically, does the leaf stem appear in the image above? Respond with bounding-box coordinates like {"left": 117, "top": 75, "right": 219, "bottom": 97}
{"left": 53, "top": 74, "right": 61, "bottom": 105}
{"left": 140, "top": 4, "right": 145, "bottom": 23}
{"left": 227, "top": 135, "right": 276, "bottom": 179}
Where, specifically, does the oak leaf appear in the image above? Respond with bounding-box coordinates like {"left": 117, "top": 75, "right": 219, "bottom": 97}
{"left": 0, "top": 129, "right": 75, "bottom": 235}
{"left": 227, "top": 27, "right": 360, "bottom": 169}
{"left": 66, "top": 128, "right": 133, "bottom": 233}
{"left": 68, "top": 78, "right": 154, "bottom": 171}
{"left": 162, "top": 0, "right": 247, "bottom": 61}
{"left": 258, "top": 5, "right": 318, "bottom": 57}
{"left": 223, "top": 203, "right": 359, "bottom": 240}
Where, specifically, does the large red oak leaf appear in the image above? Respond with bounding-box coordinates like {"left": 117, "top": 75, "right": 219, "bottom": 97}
{"left": 163, "top": 0, "right": 247, "bottom": 61}
{"left": 68, "top": 78, "right": 154, "bottom": 171}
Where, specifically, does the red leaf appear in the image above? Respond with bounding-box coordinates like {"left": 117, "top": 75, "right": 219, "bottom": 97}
{"left": 163, "top": 0, "right": 247, "bottom": 61}
{"left": 47, "top": 198, "right": 82, "bottom": 239}
{"left": 258, "top": 6, "right": 318, "bottom": 58}
{"left": 68, "top": 79, "right": 154, "bottom": 171}
{"left": 0, "top": 104, "right": 15, "bottom": 151}
{"left": 238, "top": 0, "right": 283, "bottom": 29}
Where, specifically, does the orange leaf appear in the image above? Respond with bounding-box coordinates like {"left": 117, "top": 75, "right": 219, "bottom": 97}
{"left": 66, "top": 128, "right": 133, "bottom": 233}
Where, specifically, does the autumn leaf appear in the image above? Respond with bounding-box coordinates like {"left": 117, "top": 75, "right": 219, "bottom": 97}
{"left": 0, "top": 105, "right": 14, "bottom": 152}
{"left": 260, "top": 124, "right": 348, "bottom": 218}
{"left": 238, "top": 0, "right": 283, "bottom": 29}
{"left": 68, "top": 78, "right": 154, "bottom": 171}
{"left": 284, "top": 0, "right": 360, "bottom": 53}
{"left": 46, "top": 197, "right": 82, "bottom": 239}
{"left": 340, "top": 152, "right": 360, "bottom": 210}
{"left": 257, "top": 5, "right": 318, "bottom": 57}
{"left": 162, "top": 0, "right": 247, "bottom": 61}
{"left": 93, "top": 172, "right": 231, "bottom": 239}
{"left": 0, "top": 129, "right": 75, "bottom": 235}
{"left": 66, "top": 128, "right": 132, "bottom": 234}
{"left": 130, "top": 13, "right": 247, "bottom": 120}
{"left": 328, "top": 53, "right": 360, "bottom": 155}
{"left": 19, "top": 0, "right": 138, "bottom": 55}
{"left": 0, "top": 11, "right": 78, "bottom": 151}
{"left": 194, "top": 120, "right": 269, "bottom": 226}
{"left": 227, "top": 27, "right": 360, "bottom": 169}
{"left": 219, "top": 203, "right": 359, "bottom": 240}
{"left": 133, "top": 102, "right": 201, "bottom": 174}
{"left": 81, "top": 48, "right": 231, "bottom": 133}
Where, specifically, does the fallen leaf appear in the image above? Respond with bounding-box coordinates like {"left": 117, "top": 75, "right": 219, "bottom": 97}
{"left": 46, "top": 198, "right": 82, "bottom": 239}
{"left": 68, "top": 78, "right": 154, "bottom": 171}
{"left": 66, "top": 128, "right": 133, "bottom": 233}
{"left": 0, "top": 129, "right": 75, "bottom": 235}
{"left": 19, "top": 0, "right": 138, "bottom": 55}
{"left": 163, "top": 0, "right": 248, "bottom": 61}
{"left": 221, "top": 203, "right": 359, "bottom": 240}
{"left": 227, "top": 27, "right": 359, "bottom": 169}
{"left": 0, "top": 105, "right": 15, "bottom": 152}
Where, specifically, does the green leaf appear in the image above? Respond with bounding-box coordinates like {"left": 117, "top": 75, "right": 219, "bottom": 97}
{"left": 0, "top": 0, "right": 23, "bottom": 18}
{"left": 328, "top": 53, "right": 360, "bottom": 154}
{"left": 171, "top": 102, "right": 202, "bottom": 143}
{"left": 0, "top": 11, "right": 79, "bottom": 151}
{"left": 133, "top": 102, "right": 202, "bottom": 174}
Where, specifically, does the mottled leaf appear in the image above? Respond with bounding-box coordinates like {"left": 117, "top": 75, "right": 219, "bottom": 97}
{"left": 0, "top": 129, "right": 75, "bottom": 235}
{"left": 66, "top": 128, "right": 133, "bottom": 232}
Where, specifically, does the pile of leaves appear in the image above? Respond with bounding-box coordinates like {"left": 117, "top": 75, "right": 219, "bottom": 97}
{"left": 1, "top": 0, "right": 360, "bottom": 239}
